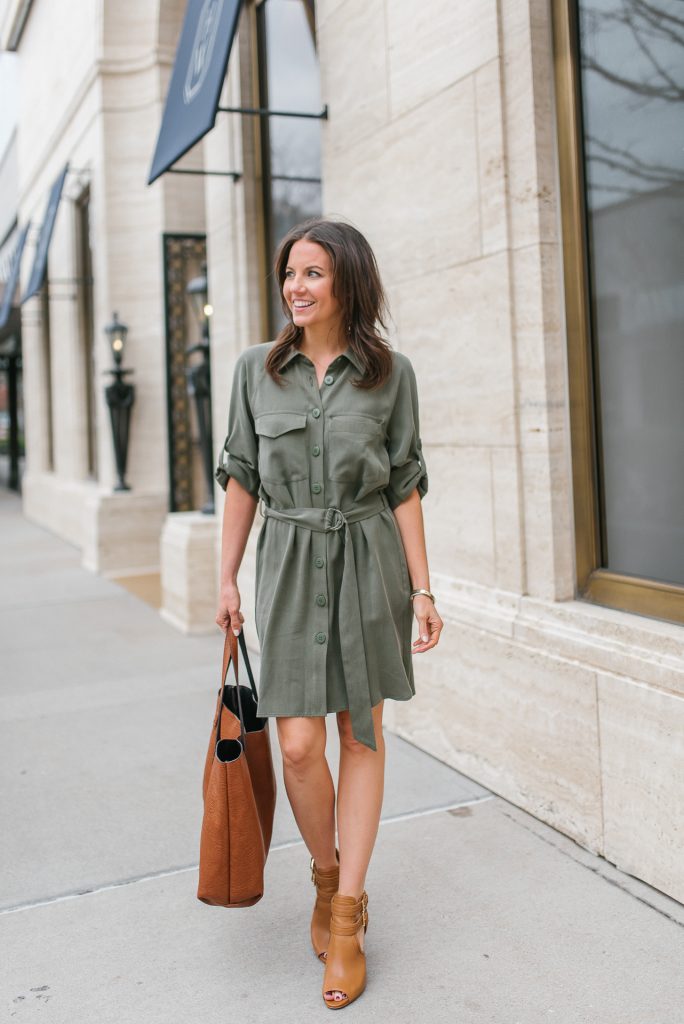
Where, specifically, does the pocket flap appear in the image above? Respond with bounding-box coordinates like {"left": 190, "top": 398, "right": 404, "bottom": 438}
{"left": 255, "top": 411, "right": 308, "bottom": 438}
{"left": 330, "top": 414, "right": 383, "bottom": 436}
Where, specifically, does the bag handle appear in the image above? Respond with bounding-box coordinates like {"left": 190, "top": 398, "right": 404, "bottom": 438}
{"left": 217, "top": 628, "right": 258, "bottom": 752}
{"left": 237, "top": 630, "right": 258, "bottom": 702}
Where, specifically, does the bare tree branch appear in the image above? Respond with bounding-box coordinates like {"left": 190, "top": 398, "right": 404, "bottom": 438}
{"left": 588, "top": 182, "right": 643, "bottom": 200}
{"left": 581, "top": 0, "right": 684, "bottom": 99}
{"left": 626, "top": 12, "right": 683, "bottom": 95}
{"left": 633, "top": 0, "right": 684, "bottom": 32}
{"left": 582, "top": 54, "right": 684, "bottom": 101}
{"left": 624, "top": 0, "right": 684, "bottom": 48}
{"left": 588, "top": 152, "right": 681, "bottom": 186}
{"left": 587, "top": 134, "right": 683, "bottom": 182}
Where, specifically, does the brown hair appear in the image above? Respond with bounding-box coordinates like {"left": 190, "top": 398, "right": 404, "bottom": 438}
{"left": 265, "top": 217, "right": 393, "bottom": 390}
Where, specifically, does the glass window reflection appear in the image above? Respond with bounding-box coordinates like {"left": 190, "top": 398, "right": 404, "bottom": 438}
{"left": 258, "top": 0, "right": 323, "bottom": 331}
{"left": 578, "top": 0, "right": 684, "bottom": 585}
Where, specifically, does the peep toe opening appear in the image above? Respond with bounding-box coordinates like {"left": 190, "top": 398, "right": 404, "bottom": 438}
{"left": 322, "top": 891, "right": 368, "bottom": 1009}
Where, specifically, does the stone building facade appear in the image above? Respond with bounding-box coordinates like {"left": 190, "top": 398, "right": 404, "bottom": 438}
{"left": 2, "top": 0, "right": 682, "bottom": 904}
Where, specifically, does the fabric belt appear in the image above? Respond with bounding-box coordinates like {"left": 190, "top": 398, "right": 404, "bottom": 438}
{"left": 259, "top": 491, "right": 390, "bottom": 752}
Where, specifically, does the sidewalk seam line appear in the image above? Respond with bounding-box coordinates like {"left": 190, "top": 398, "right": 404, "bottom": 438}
{"left": 0, "top": 796, "right": 493, "bottom": 915}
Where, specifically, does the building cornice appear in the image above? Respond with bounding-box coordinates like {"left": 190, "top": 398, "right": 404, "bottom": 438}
{"left": 15, "top": 47, "right": 174, "bottom": 208}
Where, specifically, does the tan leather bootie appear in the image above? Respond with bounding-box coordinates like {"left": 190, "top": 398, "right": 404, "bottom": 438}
{"left": 322, "top": 890, "right": 369, "bottom": 1010}
{"left": 310, "top": 848, "right": 340, "bottom": 962}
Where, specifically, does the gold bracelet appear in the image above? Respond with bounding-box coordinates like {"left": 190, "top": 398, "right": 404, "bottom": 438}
{"left": 410, "top": 588, "right": 435, "bottom": 603}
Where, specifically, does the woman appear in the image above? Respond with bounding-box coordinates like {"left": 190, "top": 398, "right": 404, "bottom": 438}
{"left": 215, "top": 217, "right": 443, "bottom": 1009}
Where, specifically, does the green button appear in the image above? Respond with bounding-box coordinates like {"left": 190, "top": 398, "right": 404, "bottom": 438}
{"left": 315, "top": 594, "right": 327, "bottom": 607}
{"left": 324, "top": 374, "right": 334, "bottom": 385}
{"left": 315, "top": 556, "right": 324, "bottom": 568}
{"left": 314, "top": 631, "right": 327, "bottom": 644}
{"left": 312, "top": 482, "right": 322, "bottom": 494}
{"left": 312, "top": 445, "right": 320, "bottom": 456}
{"left": 312, "top": 408, "right": 321, "bottom": 418}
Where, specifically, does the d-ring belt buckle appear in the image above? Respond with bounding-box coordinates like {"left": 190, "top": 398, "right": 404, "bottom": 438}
{"left": 325, "top": 507, "right": 345, "bottom": 531}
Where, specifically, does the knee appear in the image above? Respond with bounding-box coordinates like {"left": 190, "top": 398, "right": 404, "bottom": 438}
{"left": 278, "top": 721, "right": 326, "bottom": 777}
{"left": 337, "top": 711, "right": 384, "bottom": 756}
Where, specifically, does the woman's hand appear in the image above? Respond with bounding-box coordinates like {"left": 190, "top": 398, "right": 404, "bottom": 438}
{"left": 411, "top": 595, "right": 443, "bottom": 653}
{"left": 216, "top": 581, "right": 245, "bottom": 636}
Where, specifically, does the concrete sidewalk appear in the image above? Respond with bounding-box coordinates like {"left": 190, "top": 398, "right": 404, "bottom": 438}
{"left": 1, "top": 489, "right": 683, "bottom": 1024}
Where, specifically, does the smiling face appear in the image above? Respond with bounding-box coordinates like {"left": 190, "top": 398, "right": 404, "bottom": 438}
{"left": 282, "top": 239, "right": 342, "bottom": 334}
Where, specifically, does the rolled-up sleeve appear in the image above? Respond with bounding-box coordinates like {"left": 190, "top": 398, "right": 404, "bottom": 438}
{"left": 384, "top": 356, "right": 428, "bottom": 510}
{"left": 214, "top": 354, "right": 260, "bottom": 499}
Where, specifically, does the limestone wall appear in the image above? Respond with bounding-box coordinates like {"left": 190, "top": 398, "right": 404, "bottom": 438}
{"left": 15, "top": 0, "right": 205, "bottom": 572}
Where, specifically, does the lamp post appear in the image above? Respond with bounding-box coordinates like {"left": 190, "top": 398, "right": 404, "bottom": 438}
{"left": 104, "top": 311, "right": 135, "bottom": 491}
{"left": 186, "top": 263, "right": 214, "bottom": 514}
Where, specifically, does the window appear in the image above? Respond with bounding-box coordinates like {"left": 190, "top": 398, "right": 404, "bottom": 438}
{"left": 76, "top": 187, "right": 97, "bottom": 479}
{"left": 41, "top": 281, "right": 54, "bottom": 472}
{"left": 553, "top": 1, "right": 684, "bottom": 623}
{"left": 255, "top": 0, "right": 323, "bottom": 333}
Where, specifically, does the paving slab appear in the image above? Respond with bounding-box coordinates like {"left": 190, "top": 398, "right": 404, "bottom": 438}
{"left": 0, "top": 676, "right": 483, "bottom": 909}
{"left": 4, "top": 802, "right": 684, "bottom": 1024}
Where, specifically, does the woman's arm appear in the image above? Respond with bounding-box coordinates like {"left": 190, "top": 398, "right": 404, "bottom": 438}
{"left": 392, "top": 488, "right": 443, "bottom": 653}
{"left": 215, "top": 477, "right": 259, "bottom": 636}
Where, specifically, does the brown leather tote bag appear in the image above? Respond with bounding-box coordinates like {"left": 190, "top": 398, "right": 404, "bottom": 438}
{"left": 197, "top": 629, "right": 277, "bottom": 908}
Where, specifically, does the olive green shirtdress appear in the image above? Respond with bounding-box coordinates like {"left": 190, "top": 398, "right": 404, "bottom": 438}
{"left": 214, "top": 340, "right": 428, "bottom": 751}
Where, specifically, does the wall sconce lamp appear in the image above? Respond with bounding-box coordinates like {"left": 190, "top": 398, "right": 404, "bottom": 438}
{"left": 186, "top": 264, "right": 214, "bottom": 514}
{"left": 104, "top": 311, "right": 135, "bottom": 492}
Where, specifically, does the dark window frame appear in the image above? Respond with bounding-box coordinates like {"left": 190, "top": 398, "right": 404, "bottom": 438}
{"left": 75, "top": 185, "right": 97, "bottom": 480}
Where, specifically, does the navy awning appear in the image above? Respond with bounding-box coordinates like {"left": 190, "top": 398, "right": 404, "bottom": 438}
{"left": 0, "top": 222, "right": 30, "bottom": 330}
{"left": 147, "top": 0, "right": 243, "bottom": 185}
{"left": 21, "top": 163, "right": 69, "bottom": 304}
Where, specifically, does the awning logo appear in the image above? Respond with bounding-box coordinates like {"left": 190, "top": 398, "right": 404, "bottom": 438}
{"left": 184, "top": 0, "right": 225, "bottom": 105}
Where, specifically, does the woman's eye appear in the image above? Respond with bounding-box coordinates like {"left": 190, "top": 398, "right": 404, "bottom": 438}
{"left": 284, "top": 269, "right": 321, "bottom": 279}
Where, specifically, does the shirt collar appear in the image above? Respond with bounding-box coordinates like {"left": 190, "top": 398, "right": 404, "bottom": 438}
{"left": 280, "top": 340, "right": 364, "bottom": 374}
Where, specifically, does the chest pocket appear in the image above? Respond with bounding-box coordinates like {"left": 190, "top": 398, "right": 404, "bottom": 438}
{"left": 255, "top": 411, "right": 309, "bottom": 483}
{"left": 328, "top": 414, "right": 389, "bottom": 485}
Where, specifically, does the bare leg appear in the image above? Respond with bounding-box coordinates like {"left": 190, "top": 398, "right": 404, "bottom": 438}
{"left": 276, "top": 716, "right": 338, "bottom": 870}
{"left": 325, "top": 701, "right": 385, "bottom": 1002}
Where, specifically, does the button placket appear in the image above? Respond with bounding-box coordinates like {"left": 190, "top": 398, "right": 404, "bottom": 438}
{"left": 313, "top": 533, "right": 328, "bottom": 648}
{"left": 313, "top": 511, "right": 328, "bottom": 643}
{"left": 297, "top": 359, "right": 330, "bottom": 657}
{"left": 306, "top": 356, "right": 339, "bottom": 505}
{"left": 309, "top": 396, "right": 324, "bottom": 504}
